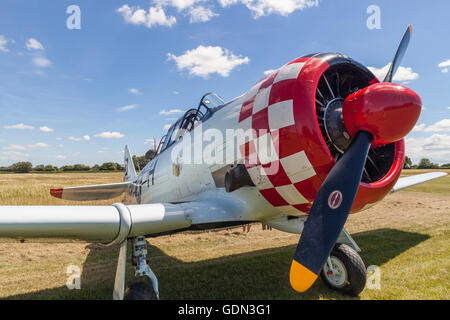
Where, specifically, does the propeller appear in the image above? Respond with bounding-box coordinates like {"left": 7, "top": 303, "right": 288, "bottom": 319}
{"left": 383, "top": 25, "right": 412, "bottom": 83}
{"left": 289, "top": 25, "right": 422, "bottom": 293}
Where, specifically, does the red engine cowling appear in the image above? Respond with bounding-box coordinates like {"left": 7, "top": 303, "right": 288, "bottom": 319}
{"left": 239, "top": 53, "right": 405, "bottom": 215}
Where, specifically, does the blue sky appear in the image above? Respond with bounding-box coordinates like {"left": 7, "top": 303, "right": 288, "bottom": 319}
{"left": 0, "top": 0, "right": 449, "bottom": 166}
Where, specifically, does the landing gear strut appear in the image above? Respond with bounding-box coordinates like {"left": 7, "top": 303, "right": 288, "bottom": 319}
{"left": 113, "top": 236, "right": 159, "bottom": 300}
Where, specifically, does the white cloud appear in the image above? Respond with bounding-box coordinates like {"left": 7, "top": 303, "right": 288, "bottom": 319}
{"left": 368, "top": 63, "right": 419, "bottom": 82}
{"left": 412, "top": 123, "right": 425, "bottom": 132}
{"left": 117, "top": 104, "right": 138, "bottom": 112}
{"left": 218, "top": 0, "right": 318, "bottom": 18}
{"left": 23, "top": 39, "right": 51, "bottom": 69}
{"left": 155, "top": 0, "right": 205, "bottom": 11}
{"left": 4, "top": 123, "right": 34, "bottom": 130}
{"left": 39, "top": 126, "right": 54, "bottom": 132}
{"left": 173, "top": 90, "right": 180, "bottom": 95}
{"left": 406, "top": 134, "right": 450, "bottom": 164}
{"left": 56, "top": 155, "right": 66, "bottom": 159}
{"left": 438, "top": 60, "right": 450, "bottom": 73}
{"left": 2, "top": 151, "right": 30, "bottom": 158}
{"left": 160, "top": 108, "right": 184, "bottom": 115}
{"left": 187, "top": 6, "right": 219, "bottom": 22}
{"left": 26, "top": 38, "right": 44, "bottom": 50}
{"left": 218, "top": 0, "right": 239, "bottom": 5}
{"left": 117, "top": 4, "right": 176, "bottom": 28}
{"left": 94, "top": 132, "right": 125, "bottom": 139}
{"left": 168, "top": 45, "right": 249, "bottom": 78}
{"left": 411, "top": 119, "right": 450, "bottom": 133}
{"left": 263, "top": 68, "right": 279, "bottom": 76}
{"left": 32, "top": 56, "right": 52, "bottom": 68}
{"left": 438, "top": 59, "right": 450, "bottom": 68}
{"left": 3, "top": 143, "right": 49, "bottom": 151}
{"left": 423, "top": 119, "right": 450, "bottom": 132}
{"left": 28, "top": 142, "right": 50, "bottom": 149}
{"left": 118, "top": 1, "right": 218, "bottom": 26}
{"left": 68, "top": 135, "right": 90, "bottom": 142}
{"left": 128, "top": 88, "right": 142, "bottom": 95}
{"left": 0, "top": 35, "right": 10, "bottom": 52}
{"left": 3, "top": 144, "right": 26, "bottom": 151}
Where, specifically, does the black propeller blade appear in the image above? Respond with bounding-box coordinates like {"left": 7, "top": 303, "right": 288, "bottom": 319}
{"left": 383, "top": 25, "right": 412, "bottom": 82}
{"left": 290, "top": 131, "right": 372, "bottom": 292}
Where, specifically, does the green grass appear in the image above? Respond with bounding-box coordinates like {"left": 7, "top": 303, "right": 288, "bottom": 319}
{"left": 4, "top": 226, "right": 448, "bottom": 300}
{"left": 0, "top": 171, "right": 448, "bottom": 300}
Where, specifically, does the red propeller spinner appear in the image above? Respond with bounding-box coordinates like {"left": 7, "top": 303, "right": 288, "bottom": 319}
{"left": 343, "top": 83, "right": 422, "bottom": 147}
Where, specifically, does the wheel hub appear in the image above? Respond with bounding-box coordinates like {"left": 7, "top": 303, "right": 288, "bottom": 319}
{"left": 323, "top": 256, "right": 347, "bottom": 288}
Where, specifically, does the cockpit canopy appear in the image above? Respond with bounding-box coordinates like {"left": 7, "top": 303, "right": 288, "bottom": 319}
{"left": 155, "top": 93, "right": 225, "bottom": 155}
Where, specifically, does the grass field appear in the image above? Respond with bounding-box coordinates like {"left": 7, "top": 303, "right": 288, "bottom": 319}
{"left": 0, "top": 170, "right": 448, "bottom": 300}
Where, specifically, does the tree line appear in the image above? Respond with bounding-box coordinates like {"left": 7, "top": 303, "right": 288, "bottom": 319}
{"left": 403, "top": 157, "right": 450, "bottom": 169}
{"left": 0, "top": 155, "right": 150, "bottom": 174}
{"left": 0, "top": 155, "right": 447, "bottom": 173}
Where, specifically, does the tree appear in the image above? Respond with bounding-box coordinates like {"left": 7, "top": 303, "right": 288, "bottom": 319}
{"left": 44, "top": 165, "right": 58, "bottom": 172}
{"left": 132, "top": 155, "right": 149, "bottom": 171}
{"left": 417, "top": 158, "right": 439, "bottom": 169}
{"left": 3, "top": 161, "right": 124, "bottom": 173}
{"left": 403, "top": 156, "right": 412, "bottom": 169}
{"left": 34, "top": 164, "right": 45, "bottom": 172}
{"left": 73, "top": 164, "right": 90, "bottom": 171}
{"left": 12, "top": 162, "right": 33, "bottom": 173}
{"left": 99, "top": 162, "right": 118, "bottom": 171}
{"left": 60, "top": 165, "right": 74, "bottom": 172}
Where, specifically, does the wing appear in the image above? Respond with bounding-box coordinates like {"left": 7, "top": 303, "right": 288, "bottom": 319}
{"left": 50, "top": 182, "right": 132, "bottom": 201}
{"left": 50, "top": 145, "right": 139, "bottom": 201}
{"left": 0, "top": 193, "right": 245, "bottom": 244}
{"left": 391, "top": 172, "right": 447, "bottom": 193}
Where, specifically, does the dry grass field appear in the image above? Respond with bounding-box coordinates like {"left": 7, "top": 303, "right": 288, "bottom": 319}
{"left": 0, "top": 170, "right": 448, "bottom": 300}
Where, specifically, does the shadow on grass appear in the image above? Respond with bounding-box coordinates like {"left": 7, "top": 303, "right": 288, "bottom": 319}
{"left": 6, "top": 228, "right": 429, "bottom": 300}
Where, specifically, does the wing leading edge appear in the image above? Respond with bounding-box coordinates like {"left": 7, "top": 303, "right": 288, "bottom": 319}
{"left": 0, "top": 193, "right": 245, "bottom": 243}
{"left": 391, "top": 172, "right": 447, "bottom": 193}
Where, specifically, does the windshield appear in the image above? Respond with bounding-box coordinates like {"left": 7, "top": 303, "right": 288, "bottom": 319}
{"left": 200, "top": 93, "right": 225, "bottom": 110}
{"left": 156, "top": 92, "right": 225, "bottom": 154}
{"left": 161, "top": 119, "right": 181, "bottom": 151}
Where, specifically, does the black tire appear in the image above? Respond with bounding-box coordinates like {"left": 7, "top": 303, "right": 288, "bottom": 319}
{"left": 124, "top": 281, "right": 158, "bottom": 300}
{"left": 320, "top": 243, "right": 366, "bottom": 296}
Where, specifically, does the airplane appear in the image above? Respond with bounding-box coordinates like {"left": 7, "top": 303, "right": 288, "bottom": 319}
{"left": 0, "top": 25, "right": 447, "bottom": 300}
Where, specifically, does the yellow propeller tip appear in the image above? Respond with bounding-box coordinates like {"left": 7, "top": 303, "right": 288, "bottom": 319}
{"left": 289, "top": 260, "right": 318, "bottom": 293}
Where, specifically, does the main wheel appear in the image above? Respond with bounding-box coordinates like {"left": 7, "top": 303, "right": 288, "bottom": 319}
{"left": 124, "top": 281, "right": 158, "bottom": 300}
{"left": 320, "top": 243, "right": 366, "bottom": 296}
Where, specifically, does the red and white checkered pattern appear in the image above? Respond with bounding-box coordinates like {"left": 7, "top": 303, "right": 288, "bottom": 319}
{"left": 237, "top": 59, "right": 318, "bottom": 214}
